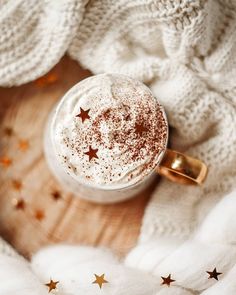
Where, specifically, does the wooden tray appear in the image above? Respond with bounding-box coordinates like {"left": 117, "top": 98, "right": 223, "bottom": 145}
{"left": 0, "top": 56, "right": 155, "bottom": 258}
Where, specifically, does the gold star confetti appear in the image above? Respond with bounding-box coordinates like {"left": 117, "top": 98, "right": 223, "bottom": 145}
{"left": 4, "top": 127, "right": 14, "bottom": 137}
{"left": 0, "top": 156, "right": 12, "bottom": 168}
{"left": 84, "top": 146, "right": 98, "bottom": 161}
{"left": 161, "top": 274, "right": 175, "bottom": 287}
{"left": 12, "top": 198, "right": 26, "bottom": 210}
{"left": 207, "top": 268, "right": 222, "bottom": 281}
{"left": 34, "top": 209, "right": 45, "bottom": 221}
{"left": 12, "top": 179, "right": 23, "bottom": 191}
{"left": 92, "top": 274, "right": 108, "bottom": 289}
{"left": 35, "top": 73, "right": 59, "bottom": 87}
{"left": 135, "top": 122, "right": 148, "bottom": 135}
{"left": 76, "top": 107, "right": 90, "bottom": 123}
{"left": 45, "top": 279, "right": 59, "bottom": 293}
{"left": 18, "top": 139, "right": 30, "bottom": 151}
{"left": 51, "top": 190, "right": 62, "bottom": 201}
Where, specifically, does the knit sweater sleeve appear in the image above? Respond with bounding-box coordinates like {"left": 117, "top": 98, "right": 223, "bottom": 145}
{"left": 0, "top": 0, "right": 86, "bottom": 86}
{"left": 68, "top": 0, "right": 236, "bottom": 83}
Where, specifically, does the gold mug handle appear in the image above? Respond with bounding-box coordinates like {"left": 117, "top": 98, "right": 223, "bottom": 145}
{"left": 157, "top": 149, "right": 208, "bottom": 185}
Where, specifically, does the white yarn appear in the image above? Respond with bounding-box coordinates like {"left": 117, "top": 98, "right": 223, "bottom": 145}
{"left": 1, "top": 238, "right": 236, "bottom": 294}
{"left": 126, "top": 190, "right": 236, "bottom": 294}
{"left": 0, "top": 237, "right": 20, "bottom": 258}
{"left": 0, "top": 254, "right": 48, "bottom": 295}
{"left": 124, "top": 2, "right": 236, "bottom": 294}
{"left": 1, "top": 190, "right": 236, "bottom": 295}
{"left": 0, "top": 238, "right": 47, "bottom": 295}
{"left": 0, "top": 243, "right": 194, "bottom": 294}
{"left": 0, "top": 0, "right": 86, "bottom": 86}
{"left": 32, "top": 245, "right": 160, "bottom": 295}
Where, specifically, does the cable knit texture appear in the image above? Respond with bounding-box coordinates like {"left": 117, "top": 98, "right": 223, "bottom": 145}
{"left": 1, "top": 0, "right": 236, "bottom": 294}
{"left": 0, "top": 0, "right": 87, "bottom": 86}
{"left": 0, "top": 244, "right": 195, "bottom": 294}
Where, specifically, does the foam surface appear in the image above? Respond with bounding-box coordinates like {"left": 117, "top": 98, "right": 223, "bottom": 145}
{"left": 53, "top": 74, "right": 168, "bottom": 188}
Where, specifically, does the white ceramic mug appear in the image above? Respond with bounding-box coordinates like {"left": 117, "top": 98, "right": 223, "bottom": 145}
{"left": 44, "top": 74, "right": 207, "bottom": 203}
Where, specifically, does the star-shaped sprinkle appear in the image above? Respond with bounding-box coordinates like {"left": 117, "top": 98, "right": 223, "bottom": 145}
{"left": 92, "top": 274, "right": 108, "bottom": 289}
{"left": 76, "top": 107, "right": 90, "bottom": 123}
{"left": 45, "top": 73, "right": 58, "bottom": 83}
{"left": 45, "top": 279, "right": 59, "bottom": 293}
{"left": 206, "top": 268, "right": 222, "bottom": 281}
{"left": 84, "top": 146, "right": 98, "bottom": 161}
{"left": 135, "top": 122, "right": 148, "bottom": 135}
{"left": 4, "top": 127, "right": 14, "bottom": 137}
{"left": 0, "top": 156, "right": 12, "bottom": 168}
{"left": 34, "top": 209, "right": 45, "bottom": 221}
{"left": 161, "top": 274, "right": 175, "bottom": 287}
{"left": 12, "top": 198, "right": 26, "bottom": 210}
{"left": 51, "top": 190, "right": 62, "bottom": 201}
{"left": 35, "top": 73, "right": 58, "bottom": 87}
{"left": 12, "top": 179, "right": 23, "bottom": 191}
{"left": 18, "top": 139, "right": 29, "bottom": 151}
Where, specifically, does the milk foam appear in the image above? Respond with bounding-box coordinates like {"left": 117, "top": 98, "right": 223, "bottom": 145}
{"left": 52, "top": 74, "right": 168, "bottom": 189}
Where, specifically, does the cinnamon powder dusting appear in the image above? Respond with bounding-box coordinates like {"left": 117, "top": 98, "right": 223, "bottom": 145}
{"left": 55, "top": 74, "right": 168, "bottom": 186}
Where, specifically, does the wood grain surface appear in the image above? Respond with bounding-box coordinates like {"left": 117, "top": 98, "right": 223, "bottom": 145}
{"left": 0, "top": 56, "right": 156, "bottom": 258}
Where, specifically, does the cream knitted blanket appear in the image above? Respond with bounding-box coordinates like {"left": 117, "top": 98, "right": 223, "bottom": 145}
{"left": 1, "top": 0, "right": 236, "bottom": 294}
